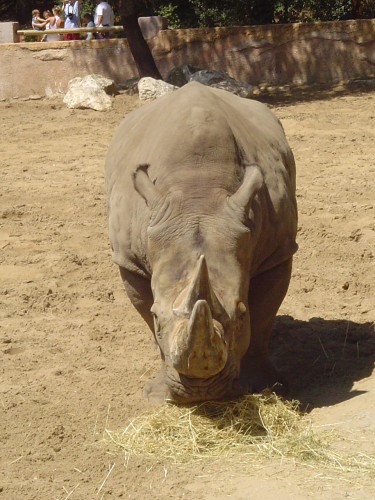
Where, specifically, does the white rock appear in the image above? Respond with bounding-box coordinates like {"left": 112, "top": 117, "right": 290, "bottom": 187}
{"left": 64, "top": 87, "right": 112, "bottom": 111}
{"left": 63, "top": 74, "right": 116, "bottom": 111}
{"left": 67, "top": 74, "right": 116, "bottom": 95}
{"left": 138, "top": 77, "right": 178, "bottom": 101}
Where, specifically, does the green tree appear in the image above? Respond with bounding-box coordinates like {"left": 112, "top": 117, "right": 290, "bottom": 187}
{"left": 187, "top": 0, "right": 274, "bottom": 27}
{"left": 80, "top": 0, "right": 97, "bottom": 18}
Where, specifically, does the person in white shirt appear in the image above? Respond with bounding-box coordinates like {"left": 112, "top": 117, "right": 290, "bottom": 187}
{"left": 62, "top": 0, "right": 80, "bottom": 40}
{"left": 94, "top": 0, "right": 114, "bottom": 39}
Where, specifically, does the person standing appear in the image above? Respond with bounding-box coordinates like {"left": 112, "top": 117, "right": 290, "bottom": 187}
{"left": 44, "top": 6, "right": 63, "bottom": 42}
{"left": 62, "top": 0, "right": 80, "bottom": 41}
{"left": 40, "top": 9, "right": 52, "bottom": 41}
{"left": 94, "top": 0, "right": 114, "bottom": 39}
{"left": 82, "top": 13, "right": 95, "bottom": 40}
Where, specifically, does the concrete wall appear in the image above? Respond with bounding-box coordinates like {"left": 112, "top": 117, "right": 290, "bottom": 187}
{"left": 0, "top": 39, "right": 137, "bottom": 99}
{"left": 1, "top": 19, "right": 375, "bottom": 100}
{"left": 0, "top": 22, "right": 19, "bottom": 43}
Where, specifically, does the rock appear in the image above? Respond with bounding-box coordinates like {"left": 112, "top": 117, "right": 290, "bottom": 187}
{"left": 138, "top": 16, "right": 168, "bottom": 40}
{"left": 33, "top": 49, "right": 67, "bottom": 61}
{"left": 189, "top": 69, "right": 229, "bottom": 86}
{"left": 166, "top": 64, "right": 202, "bottom": 87}
{"left": 117, "top": 78, "right": 140, "bottom": 96}
{"left": 20, "top": 95, "right": 43, "bottom": 101}
{"left": 138, "top": 77, "right": 178, "bottom": 101}
{"left": 189, "top": 69, "right": 254, "bottom": 98}
{"left": 210, "top": 80, "right": 254, "bottom": 98}
{"left": 138, "top": 68, "right": 254, "bottom": 100}
{"left": 63, "top": 74, "right": 116, "bottom": 111}
{"left": 68, "top": 74, "right": 117, "bottom": 96}
{"left": 64, "top": 87, "right": 112, "bottom": 112}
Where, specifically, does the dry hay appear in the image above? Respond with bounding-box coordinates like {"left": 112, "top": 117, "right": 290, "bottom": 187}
{"left": 104, "top": 393, "right": 375, "bottom": 472}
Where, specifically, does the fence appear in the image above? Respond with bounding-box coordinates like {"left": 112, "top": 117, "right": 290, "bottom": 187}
{"left": 17, "top": 26, "right": 124, "bottom": 40}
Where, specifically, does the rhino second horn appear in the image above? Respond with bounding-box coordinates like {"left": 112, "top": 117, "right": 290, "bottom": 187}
{"left": 171, "top": 300, "right": 227, "bottom": 379}
{"left": 132, "top": 163, "right": 162, "bottom": 207}
{"left": 227, "top": 163, "right": 264, "bottom": 215}
{"left": 173, "top": 255, "right": 225, "bottom": 318}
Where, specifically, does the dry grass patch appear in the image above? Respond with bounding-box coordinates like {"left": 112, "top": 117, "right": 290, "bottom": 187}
{"left": 104, "top": 393, "right": 375, "bottom": 472}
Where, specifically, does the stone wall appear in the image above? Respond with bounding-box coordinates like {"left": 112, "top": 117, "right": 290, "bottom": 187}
{"left": 0, "top": 39, "right": 137, "bottom": 99}
{"left": 1, "top": 19, "right": 375, "bottom": 100}
{"left": 0, "top": 22, "right": 19, "bottom": 43}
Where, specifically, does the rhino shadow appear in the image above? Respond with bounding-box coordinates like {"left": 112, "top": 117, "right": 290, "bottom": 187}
{"left": 270, "top": 315, "right": 375, "bottom": 410}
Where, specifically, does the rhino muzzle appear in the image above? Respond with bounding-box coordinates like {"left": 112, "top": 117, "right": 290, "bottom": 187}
{"left": 169, "top": 255, "right": 228, "bottom": 379}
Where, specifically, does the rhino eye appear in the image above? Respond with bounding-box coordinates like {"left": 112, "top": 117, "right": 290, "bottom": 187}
{"left": 151, "top": 314, "right": 163, "bottom": 345}
{"left": 151, "top": 306, "right": 160, "bottom": 330}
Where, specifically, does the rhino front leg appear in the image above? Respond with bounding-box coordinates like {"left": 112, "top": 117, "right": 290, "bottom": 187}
{"left": 240, "top": 257, "right": 293, "bottom": 394}
{"left": 119, "top": 266, "right": 169, "bottom": 403}
{"left": 119, "top": 266, "right": 154, "bottom": 332}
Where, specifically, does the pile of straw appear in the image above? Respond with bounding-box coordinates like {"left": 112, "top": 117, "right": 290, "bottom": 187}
{"left": 104, "top": 393, "right": 375, "bottom": 472}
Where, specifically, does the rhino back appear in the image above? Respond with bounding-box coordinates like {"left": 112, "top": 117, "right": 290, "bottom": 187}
{"left": 105, "top": 82, "right": 297, "bottom": 274}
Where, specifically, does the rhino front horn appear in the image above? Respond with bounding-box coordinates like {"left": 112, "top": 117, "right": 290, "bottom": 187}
{"left": 170, "top": 300, "right": 228, "bottom": 378}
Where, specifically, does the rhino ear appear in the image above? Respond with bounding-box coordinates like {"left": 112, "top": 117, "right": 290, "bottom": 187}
{"left": 133, "top": 164, "right": 162, "bottom": 207}
{"left": 227, "top": 163, "right": 264, "bottom": 215}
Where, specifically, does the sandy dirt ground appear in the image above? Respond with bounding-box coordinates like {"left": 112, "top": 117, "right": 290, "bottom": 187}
{"left": 0, "top": 84, "right": 374, "bottom": 499}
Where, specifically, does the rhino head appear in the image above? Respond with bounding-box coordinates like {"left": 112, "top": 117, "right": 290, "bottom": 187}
{"left": 133, "top": 163, "right": 264, "bottom": 402}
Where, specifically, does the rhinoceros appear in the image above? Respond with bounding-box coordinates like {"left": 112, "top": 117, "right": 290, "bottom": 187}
{"left": 105, "top": 82, "right": 298, "bottom": 403}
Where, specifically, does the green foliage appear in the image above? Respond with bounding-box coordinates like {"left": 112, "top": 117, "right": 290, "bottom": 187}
{"left": 360, "top": 0, "right": 375, "bottom": 16}
{"left": 186, "top": 0, "right": 228, "bottom": 27}
{"left": 273, "top": 0, "right": 353, "bottom": 23}
{"left": 2, "top": 0, "right": 375, "bottom": 27}
{"left": 188, "top": 0, "right": 233, "bottom": 27}
{"left": 80, "top": 0, "right": 97, "bottom": 18}
{"left": 155, "top": 3, "right": 182, "bottom": 28}
{"left": 0, "top": 0, "right": 12, "bottom": 19}
{"left": 146, "top": 0, "right": 375, "bottom": 27}
{"left": 187, "top": 0, "right": 274, "bottom": 27}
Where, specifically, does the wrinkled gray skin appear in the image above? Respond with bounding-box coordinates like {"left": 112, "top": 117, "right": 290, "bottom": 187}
{"left": 105, "top": 82, "right": 297, "bottom": 404}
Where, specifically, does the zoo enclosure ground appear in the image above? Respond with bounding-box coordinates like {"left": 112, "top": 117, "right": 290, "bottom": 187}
{"left": 0, "top": 85, "right": 374, "bottom": 499}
